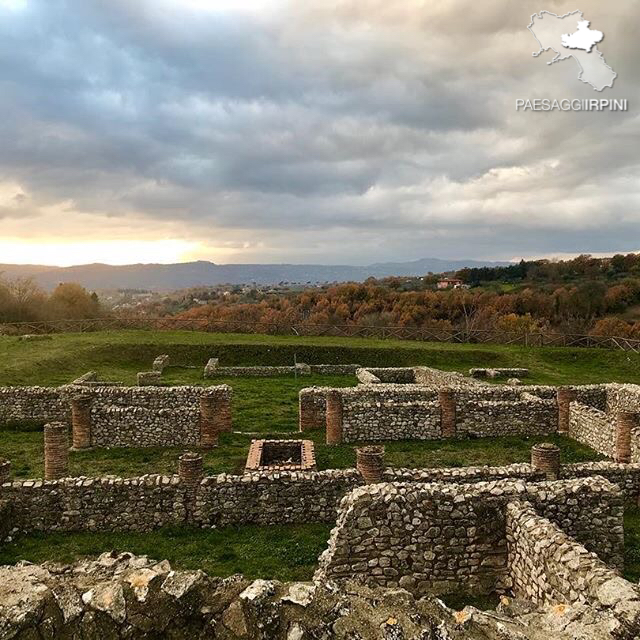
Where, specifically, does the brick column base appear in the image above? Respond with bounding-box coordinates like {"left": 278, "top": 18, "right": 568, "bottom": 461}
{"left": 71, "top": 395, "right": 92, "bottom": 450}
{"left": 44, "top": 422, "right": 69, "bottom": 481}
{"left": 299, "top": 392, "right": 323, "bottom": 432}
{"left": 356, "top": 446, "right": 385, "bottom": 484}
{"left": 200, "top": 388, "right": 232, "bottom": 448}
{"left": 531, "top": 443, "right": 561, "bottom": 479}
{"left": 439, "top": 389, "right": 456, "bottom": 438}
{"left": 326, "top": 390, "right": 343, "bottom": 445}
{"left": 615, "top": 412, "right": 638, "bottom": 464}
{"left": 557, "top": 388, "right": 576, "bottom": 434}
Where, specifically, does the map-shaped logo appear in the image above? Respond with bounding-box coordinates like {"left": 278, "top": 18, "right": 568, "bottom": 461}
{"left": 528, "top": 11, "right": 616, "bottom": 91}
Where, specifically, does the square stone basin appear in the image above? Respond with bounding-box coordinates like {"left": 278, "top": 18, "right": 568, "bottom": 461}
{"left": 245, "top": 439, "right": 316, "bottom": 472}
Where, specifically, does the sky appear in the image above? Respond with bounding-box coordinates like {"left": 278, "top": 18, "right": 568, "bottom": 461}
{"left": 0, "top": 0, "right": 639, "bottom": 266}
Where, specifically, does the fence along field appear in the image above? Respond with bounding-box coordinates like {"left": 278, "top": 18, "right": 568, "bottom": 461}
{"left": 3, "top": 316, "right": 640, "bottom": 352}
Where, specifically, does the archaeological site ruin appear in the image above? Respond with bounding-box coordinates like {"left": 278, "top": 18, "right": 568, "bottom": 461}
{"left": 3, "top": 353, "right": 640, "bottom": 638}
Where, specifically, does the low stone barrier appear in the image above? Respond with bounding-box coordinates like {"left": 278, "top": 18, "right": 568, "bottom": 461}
{"left": 507, "top": 501, "right": 640, "bottom": 635}
{"left": 470, "top": 368, "right": 529, "bottom": 379}
{"left": 0, "top": 386, "right": 69, "bottom": 424}
{"left": 0, "top": 469, "right": 361, "bottom": 534}
{"left": 315, "top": 477, "right": 623, "bottom": 597}
{"left": 355, "top": 368, "right": 381, "bottom": 384}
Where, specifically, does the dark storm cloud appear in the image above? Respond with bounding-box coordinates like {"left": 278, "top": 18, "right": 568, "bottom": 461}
{"left": 1, "top": 0, "right": 639, "bottom": 263}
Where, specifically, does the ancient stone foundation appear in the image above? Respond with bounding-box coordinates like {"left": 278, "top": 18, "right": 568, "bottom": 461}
{"left": 43, "top": 422, "right": 69, "bottom": 481}
{"left": 316, "top": 477, "right": 624, "bottom": 598}
{"left": 137, "top": 370, "right": 162, "bottom": 386}
{"left": 152, "top": 354, "right": 170, "bottom": 373}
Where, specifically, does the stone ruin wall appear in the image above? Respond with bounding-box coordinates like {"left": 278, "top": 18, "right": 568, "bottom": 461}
{"left": 0, "top": 384, "right": 232, "bottom": 448}
{"left": 337, "top": 386, "right": 562, "bottom": 443}
{"left": 5, "top": 460, "right": 640, "bottom": 539}
{"left": 315, "top": 477, "right": 624, "bottom": 598}
{"left": 357, "top": 367, "right": 417, "bottom": 384}
{"left": 205, "top": 362, "right": 361, "bottom": 378}
{"left": 506, "top": 501, "right": 640, "bottom": 635}
{"left": 299, "top": 378, "right": 611, "bottom": 442}
{"left": 569, "top": 402, "right": 617, "bottom": 458}
{"left": 0, "top": 386, "right": 70, "bottom": 424}
{"left": 86, "top": 386, "right": 230, "bottom": 448}
{"left": 0, "top": 469, "right": 362, "bottom": 535}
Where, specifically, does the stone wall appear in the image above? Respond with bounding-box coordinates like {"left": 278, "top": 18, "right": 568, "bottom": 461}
{"left": 0, "top": 469, "right": 362, "bottom": 534}
{"left": 361, "top": 368, "right": 416, "bottom": 383}
{"left": 0, "top": 386, "right": 69, "bottom": 424}
{"left": 383, "top": 463, "right": 545, "bottom": 485}
{"left": 204, "top": 362, "right": 360, "bottom": 379}
{"left": 413, "top": 366, "right": 482, "bottom": 388}
{"left": 337, "top": 386, "right": 559, "bottom": 442}
{"left": 309, "top": 364, "right": 361, "bottom": 375}
{"left": 194, "top": 470, "right": 361, "bottom": 526}
{"left": 568, "top": 401, "right": 617, "bottom": 458}
{"left": 456, "top": 397, "right": 557, "bottom": 438}
{"left": 205, "top": 365, "right": 309, "bottom": 378}
{"left": 3, "top": 475, "right": 186, "bottom": 533}
{"left": 506, "top": 501, "right": 640, "bottom": 635}
{"left": 0, "top": 384, "right": 232, "bottom": 448}
{"left": 342, "top": 395, "right": 441, "bottom": 442}
{"left": 315, "top": 477, "right": 623, "bottom": 597}
{"left": 561, "top": 461, "right": 640, "bottom": 498}
{"left": 470, "top": 368, "right": 529, "bottom": 379}
{"left": 86, "top": 385, "right": 232, "bottom": 448}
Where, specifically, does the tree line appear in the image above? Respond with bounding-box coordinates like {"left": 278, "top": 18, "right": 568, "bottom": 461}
{"left": 173, "top": 254, "right": 640, "bottom": 339}
{"left": 0, "top": 277, "right": 102, "bottom": 324}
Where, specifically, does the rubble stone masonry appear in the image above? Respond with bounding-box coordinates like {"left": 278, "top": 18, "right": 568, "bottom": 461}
{"left": 315, "top": 477, "right": 623, "bottom": 597}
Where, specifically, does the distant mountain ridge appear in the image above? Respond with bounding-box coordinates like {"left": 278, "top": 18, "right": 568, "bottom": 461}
{"left": 0, "top": 258, "right": 512, "bottom": 291}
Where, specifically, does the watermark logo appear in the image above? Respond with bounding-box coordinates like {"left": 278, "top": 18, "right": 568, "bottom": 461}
{"left": 517, "top": 10, "right": 626, "bottom": 112}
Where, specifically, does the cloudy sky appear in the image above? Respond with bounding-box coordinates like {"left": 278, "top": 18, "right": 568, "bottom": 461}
{"left": 1, "top": 0, "right": 638, "bottom": 266}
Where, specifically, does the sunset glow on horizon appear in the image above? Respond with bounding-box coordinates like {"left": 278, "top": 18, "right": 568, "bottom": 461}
{"left": 0, "top": 239, "right": 204, "bottom": 267}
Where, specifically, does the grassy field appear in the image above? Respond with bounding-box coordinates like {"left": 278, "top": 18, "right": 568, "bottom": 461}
{"left": 2, "top": 499, "right": 638, "bottom": 587}
{"left": 1, "top": 423, "right": 604, "bottom": 479}
{"left": 0, "top": 329, "right": 637, "bottom": 588}
{"left": 1, "top": 329, "right": 640, "bottom": 386}
{"left": 0, "top": 523, "right": 332, "bottom": 582}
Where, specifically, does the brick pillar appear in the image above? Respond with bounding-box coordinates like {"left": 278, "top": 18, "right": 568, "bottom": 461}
{"left": 356, "top": 446, "right": 385, "bottom": 484}
{"left": 0, "top": 458, "right": 10, "bottom": 484}
{"left": 326, "top": 390, "right": 343, "bottom": 445}
{"left": 531, "top": 443, "right": 561, "bottom": 479}
{"left": 71, "top": 394, "right": 92, "bottom": 449}
{"left": 199, "top": 388, "right": 232, "bottom": 448}
{"left": 439, "top": 389, "right": 456, "bottom": 438}
{"left": 557, "top": 388, "right": 576, "bottom": 434}
{"left": 299, "top": 392, "right": 322, "bottom": 432}
{"left": 179, "top": 452, "right": 203, "bottom": 523}
{"left": 615, "top": 412, "right": 637, "bottom": 464}
{"left": 44, "top": 422, "right": 69, "bottom": 481}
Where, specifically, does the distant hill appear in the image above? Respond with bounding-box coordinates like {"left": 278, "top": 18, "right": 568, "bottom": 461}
{"left": 0, "top": 258, "right": 512, "bottom": 291}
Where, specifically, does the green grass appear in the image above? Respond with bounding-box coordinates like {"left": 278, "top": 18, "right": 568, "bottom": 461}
{"left": 624, "top": 503, "right": 640, "bottom": 582}
{"left": 1, "top": 328, "right": 640, "bottom": 386}
{"left": 1, "top": 419, "right": 603, "bottom": 479}
{"left": 0, "top": 523, "right": 332, "bottom": 582}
